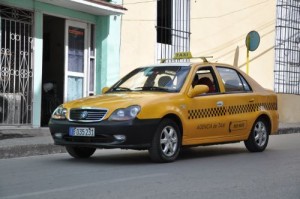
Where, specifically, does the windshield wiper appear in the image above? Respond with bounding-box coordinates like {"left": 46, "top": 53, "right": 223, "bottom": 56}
{"left": 112, "top": 87, "right": 132, "bottom": 91}
{"left": 134, "top": 87, "right": 170, "bottom": 92}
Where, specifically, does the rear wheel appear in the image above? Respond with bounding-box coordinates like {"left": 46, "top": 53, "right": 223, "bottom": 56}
{"left": 66, "top": 146, "right": 96, "bottom": 158}
{"left": 148, "top": 119, "right": 181, "bottom": 163}
{"left": 244, "top": 118, "right": 269, "bottom": 152}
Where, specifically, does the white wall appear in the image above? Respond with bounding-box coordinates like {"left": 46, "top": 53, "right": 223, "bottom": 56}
{"left": 190, "top": 0, "right": 276, "bottom": 90}
{"left": 120, "top": 0, "right": 156, "bottom": 77}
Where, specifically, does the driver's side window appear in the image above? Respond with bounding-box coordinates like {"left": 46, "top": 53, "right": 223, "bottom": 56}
{"left": 192, "top": 67, "right": 219, "bottom": 94}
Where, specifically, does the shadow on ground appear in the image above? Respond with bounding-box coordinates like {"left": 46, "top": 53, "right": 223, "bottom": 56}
{"left": 49, "top": 145, "right": 248, "bottom": 165}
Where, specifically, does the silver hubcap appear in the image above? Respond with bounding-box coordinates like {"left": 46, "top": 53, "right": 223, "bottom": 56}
{"left": 160, "top": 125, "right": 178, "bottom": 157}
{"left": 254, "top": 121, "right": 267, "bottom": 147}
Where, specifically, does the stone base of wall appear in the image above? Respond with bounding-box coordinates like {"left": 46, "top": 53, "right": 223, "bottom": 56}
{"left": 278, "top": 94, "right": 300, "bottom": 123}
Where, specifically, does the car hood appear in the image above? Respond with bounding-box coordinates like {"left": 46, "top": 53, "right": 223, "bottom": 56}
{"left": 63, "top": 92, "right": 175, "bottom": 110}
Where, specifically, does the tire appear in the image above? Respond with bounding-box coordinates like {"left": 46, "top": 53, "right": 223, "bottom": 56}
{"left": 148, "top": 119, "right": 181, "bottom": 163}
{"left": 244, "top": 118, "right": 269, "bottom": 152}
{"left": 66, "top": 146, "right": 96, "bottom": 158}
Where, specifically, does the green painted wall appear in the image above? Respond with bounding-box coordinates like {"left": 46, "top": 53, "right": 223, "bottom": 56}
{"left": 1, "top": 0, "right": 97, "bottom": 23}
{"left": 106, "top": 15, "right": 122, "bottom": 87}
{"left": 34, "top": 2, "right": 97, "bottom": 23}
{"left": 96, "top": 16, "right": 109, "bottom": 93}
{"left": 95, "top": 15, "right": 122, "bottom": 93}
{"left": 95, "top": 3, "right": 122, "bottom": 94}
{"left": 0, "top": 0, "right": 34, "bottom": 10}
{"left": 106, "top": 0, "right": 122, "bottom": 88}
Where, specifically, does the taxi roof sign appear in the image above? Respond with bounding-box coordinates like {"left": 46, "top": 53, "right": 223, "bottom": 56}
{"left": 174, "top": 52, "right": 193, "bottom": 59}
{"left": 160, "top": 52, "right": 213, "bottom": 63}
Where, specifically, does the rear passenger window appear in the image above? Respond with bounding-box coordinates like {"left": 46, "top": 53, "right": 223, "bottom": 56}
{"left": 217, "top": 67, "right": 252, "bottom": 92}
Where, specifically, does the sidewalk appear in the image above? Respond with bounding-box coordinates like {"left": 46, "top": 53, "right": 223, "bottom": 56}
{"left": 0, "top": 128, "right": 65, "bottom": 159}
{"left": 0, "top": 123, "right": 300, "bottom": 159}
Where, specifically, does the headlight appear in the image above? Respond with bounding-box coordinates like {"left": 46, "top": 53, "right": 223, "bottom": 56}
{"left": 51, "top": 105, "right": 67, "bottom": 120}
{"left": 109, "top": 105, "right": 141, "bottom": 121}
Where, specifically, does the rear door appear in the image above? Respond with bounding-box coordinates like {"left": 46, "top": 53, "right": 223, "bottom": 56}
{"left": 215, "top": 66, "right": 256, "bottom": 139}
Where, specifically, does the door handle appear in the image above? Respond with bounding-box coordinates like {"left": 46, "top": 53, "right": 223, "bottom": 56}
{"left": 217, "top": 101, "right": 224, "bottom": 107}
{"left": 249, "top": 98, "right": 255, "bottom": 103}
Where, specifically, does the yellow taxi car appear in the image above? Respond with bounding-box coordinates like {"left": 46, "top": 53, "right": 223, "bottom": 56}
{"left": 49, "top": 53, "right": 279, "bottom": 163}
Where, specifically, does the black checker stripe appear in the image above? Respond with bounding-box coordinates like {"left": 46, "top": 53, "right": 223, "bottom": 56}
{"left": 258, "top": 102, "right": 278, "bottom": 111}
{"left": 188, "top": 102, "right": 277, "bottom": 120}
{"left": 228, "top": 104, "right": 256, "bottom": 115}
{"left": 188, "top": 107, "right": 226, "bottom": 119}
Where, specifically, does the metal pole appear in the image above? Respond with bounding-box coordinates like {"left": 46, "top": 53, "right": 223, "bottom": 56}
{"left": 246, "top": 36, "right": 250, "bottom": 74}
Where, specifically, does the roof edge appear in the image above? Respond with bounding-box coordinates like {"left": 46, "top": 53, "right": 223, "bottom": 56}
{"left": 85, "top": 0, "right": 127, "bottom": 11}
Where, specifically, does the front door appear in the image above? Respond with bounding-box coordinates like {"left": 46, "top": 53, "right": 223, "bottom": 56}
{"left": 64, "top": 20, "right": 88, "bottom": 102}
{"left": 184, "top": 66, "right": 228, "bottom": 145}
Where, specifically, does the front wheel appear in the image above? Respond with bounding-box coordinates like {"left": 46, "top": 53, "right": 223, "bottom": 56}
{"left": 244, "top": 118, "right": 269, "bottom": 152}
{"left": 66, "top": 146, "right": 96, "bottom": 158}
{"left": 148, "top": 119, "right": 181, "bottom": 163}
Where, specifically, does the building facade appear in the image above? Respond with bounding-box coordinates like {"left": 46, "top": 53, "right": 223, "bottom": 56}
{"left": 120, "top": 0, "right": 300, "bottom": 123}
{"left": 0, "top": 0, "right": 126, "bottom": 127}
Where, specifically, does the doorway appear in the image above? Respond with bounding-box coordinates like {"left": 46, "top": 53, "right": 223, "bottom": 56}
{"left": 41, "top": 15, "right": 64, "bottom": 126}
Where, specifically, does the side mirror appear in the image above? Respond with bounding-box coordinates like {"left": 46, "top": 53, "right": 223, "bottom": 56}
{"left": 187, "top": 85, "right": 209, "bottom": 98}
{"left": 102, "top": 87, "right": 109, "bottom": 94}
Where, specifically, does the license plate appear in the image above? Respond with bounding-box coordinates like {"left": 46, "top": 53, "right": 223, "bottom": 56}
{"left": 69, "top": 127, "right": 95, "bottom": 137}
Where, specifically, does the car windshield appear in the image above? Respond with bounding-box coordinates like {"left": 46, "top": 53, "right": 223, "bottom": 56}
{"left": 108, "top": 66, "right": 190, "bottom": 93}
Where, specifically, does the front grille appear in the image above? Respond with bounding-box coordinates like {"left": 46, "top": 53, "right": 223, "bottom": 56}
{"left": 69, "top": 108, "right": 108, "bottom": 122}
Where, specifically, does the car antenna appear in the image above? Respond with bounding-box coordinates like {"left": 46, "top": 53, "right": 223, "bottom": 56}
{"left": 233, "top": 46, "right": 239, "bottom": 67}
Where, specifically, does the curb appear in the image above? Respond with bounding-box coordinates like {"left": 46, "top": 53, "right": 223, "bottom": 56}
{"left": 277, "top": 127, "right": 300, "bottom": 135}
{"left": 0, "top": 144, "right": 66, "bottom": 159}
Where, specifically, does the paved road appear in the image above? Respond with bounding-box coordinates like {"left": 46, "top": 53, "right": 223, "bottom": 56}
{"left": 1, "top": 134, "right": 300, "bottom": 199}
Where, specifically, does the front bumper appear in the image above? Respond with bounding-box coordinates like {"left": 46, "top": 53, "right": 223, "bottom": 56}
{"left": 48, "top": 118, "right": 160, "bottom": 150}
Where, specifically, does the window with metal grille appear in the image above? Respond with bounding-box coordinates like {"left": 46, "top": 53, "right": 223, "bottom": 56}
{"left": 0, "top": 5, "right": 33, "bottom": 125}
{"left": 275, "top": 0, "right": 300, "bottom": 94}
{"left": 156, "top": 0, "right": 191, "bottom": 62}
